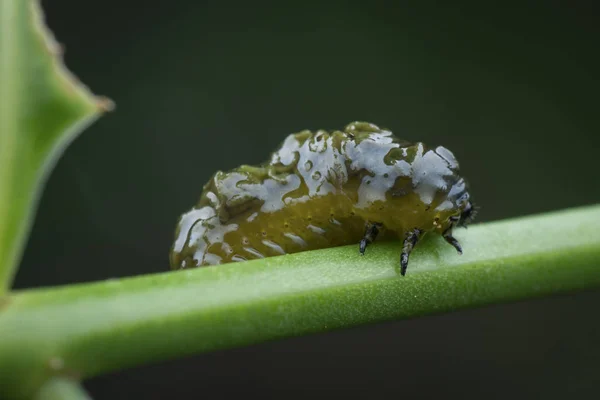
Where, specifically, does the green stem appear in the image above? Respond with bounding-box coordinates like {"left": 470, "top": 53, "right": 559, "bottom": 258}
{"left": 1, "top": 204, "right": 600, "bottom": 399}
{"left": 34, "top": 378, "right": 91, "bottom": 400}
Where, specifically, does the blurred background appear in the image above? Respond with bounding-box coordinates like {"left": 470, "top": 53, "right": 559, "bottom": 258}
{"left": 14, "top": 1, "right": 599, "bottom": 399}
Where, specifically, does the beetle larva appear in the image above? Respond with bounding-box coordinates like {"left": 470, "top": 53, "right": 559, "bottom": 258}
{"left": 170, "top": 121, "right": 477, "bottom": 275}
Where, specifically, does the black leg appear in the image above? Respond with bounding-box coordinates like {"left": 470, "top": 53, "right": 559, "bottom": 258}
{"left": 443, "top": 227, "right": 463, "bottom": 255}
{"left": 400, "top": 228, "right": 421, "bottom": 276}
{"left": 359, "top": 222, "right": 382, "bottom": 255}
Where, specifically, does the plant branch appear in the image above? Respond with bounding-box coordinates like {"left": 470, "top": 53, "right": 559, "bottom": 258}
{"left": 1, "top": 204, "right": 600, "bottom": 398}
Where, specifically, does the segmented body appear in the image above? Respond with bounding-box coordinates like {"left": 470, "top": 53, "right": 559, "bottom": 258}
{"left": 170, "top": 122, "right": 474, "bottom": 273}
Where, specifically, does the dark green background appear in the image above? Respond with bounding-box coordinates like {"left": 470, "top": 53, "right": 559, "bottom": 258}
{"left": 15, "top": 1, "right": 600, "bottom": 399}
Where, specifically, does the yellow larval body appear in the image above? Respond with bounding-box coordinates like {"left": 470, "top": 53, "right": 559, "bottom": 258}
{"left": 170, "top": 122, "right": 475, "bottom": 274}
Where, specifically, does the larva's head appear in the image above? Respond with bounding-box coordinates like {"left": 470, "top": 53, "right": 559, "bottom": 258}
{"left": 383, "top": 143, "right": 476, "bottom": 234}
{"left": 457, "top": 200, "right": 478, "bottom": 227}
{"left": 423, "top": 157, "right": 476, "bottom": 234}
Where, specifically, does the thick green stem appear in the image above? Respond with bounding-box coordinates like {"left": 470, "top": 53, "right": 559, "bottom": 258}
{"left": 1, "top": 204, "right": 600, "bottom": 399}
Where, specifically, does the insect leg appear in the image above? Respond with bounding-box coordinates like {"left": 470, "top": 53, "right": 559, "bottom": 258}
{"left": 359, "top": 222, "right": 382, "bottom": 255}
{"left": 442, "top": 226, "right": 463, "bottom": 255}
{"left": 400, "top": 228, "right": 422, "bottom": 276}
